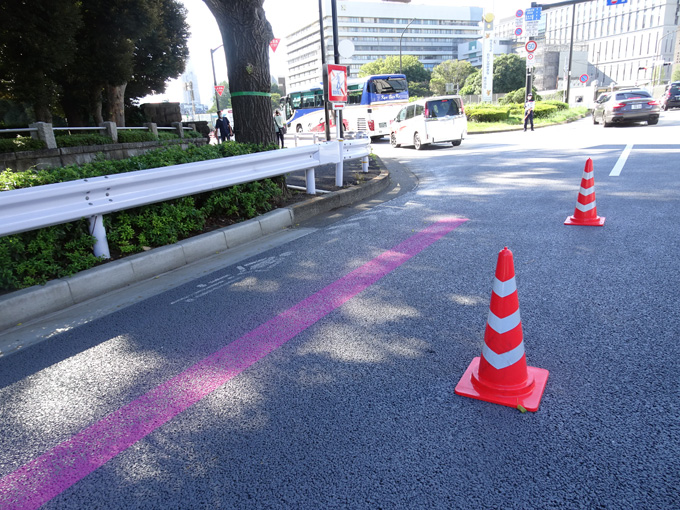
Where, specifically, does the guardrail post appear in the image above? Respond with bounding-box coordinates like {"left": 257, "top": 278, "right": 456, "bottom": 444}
{"left": 100, "top": 121, "right": 118, "bottom": 143}
{"left": 29, "top": 122, "right": 57, "bottom": 149}
{"left": 144, "top": 122, "right": 158, "bottom": 139}
{"left": 362, "top": 155, "right": 369, "bottom": 173}
{"left": 172, "top": 122, "right": 184, "bottom": 138}
{"left": 88, "top": 214, "right": 111, "bottom": 259}
{"left": 336, "top": 139, "right": 344, "bottom": 187}
{"left": 305, "top": 168, "right": 316, "bottom": 195}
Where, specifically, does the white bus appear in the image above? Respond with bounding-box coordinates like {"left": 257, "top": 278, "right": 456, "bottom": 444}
{"left": 280, "top": 74, "right": 409, "bottom": 140}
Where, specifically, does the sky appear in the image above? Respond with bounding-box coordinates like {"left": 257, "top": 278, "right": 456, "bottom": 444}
{"left": 146, "top": 0, "right": 525, "bottom": 106}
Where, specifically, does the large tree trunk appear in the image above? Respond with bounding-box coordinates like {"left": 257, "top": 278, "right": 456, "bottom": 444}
{"left": 33, "top": 101, "right": 53, "bottom": 124}
{"left": 106, "top": 82, "right": 127, "bottom": 127}
{"left": 203, "top": 0, "right": 275, "bottom": 145}
{"left": 91, "top": 87, "right": 104, "bottom": 126}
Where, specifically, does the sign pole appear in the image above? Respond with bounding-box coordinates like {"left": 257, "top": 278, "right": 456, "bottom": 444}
{"left": 318, "top": 0, "right": 331, "bottom": 141}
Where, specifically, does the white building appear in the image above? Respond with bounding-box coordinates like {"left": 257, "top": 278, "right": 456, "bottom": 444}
{"left": 285, "top": 0, "right": 483, "bottom": 91}
{"left": 495, "top": 0, "right": 679, "bottom": 95}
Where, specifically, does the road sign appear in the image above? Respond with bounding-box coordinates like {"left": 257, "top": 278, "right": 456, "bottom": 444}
{"left": 516, "top": 9, "right": 524, "bottom": 17}
{"left": 331, "top": 102, "right": 345, "bottom": 111}
{"left": 269, "top": 38, "right": 280, "bottom": 52}
{"left": 525, "top": 41, "right": 538, "bottom": 53}
{"left": 324, "top": 64, "right": 348, "bottom": 103}
{"left": 607, "top": 0, "right": 627, "bottom": 4}
{"left": 215, "top": 85, "right": 225, "bottom": 96}
{"left": 515, "top": 27, "right": 523, "bottom": 36}
{"left": 579, "top": 74, "right": 589, "bottom": 83}
{"left": 525, "top": 7, "right": 542, "bottom": 21}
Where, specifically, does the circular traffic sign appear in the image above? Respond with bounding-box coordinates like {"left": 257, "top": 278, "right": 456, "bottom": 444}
{"left": 515, "top": 27, "right": 523, "bottom": 36}
{"left": 525, "top": 41, "right": 538, "bottom": 53}
{"left": 516, "top": 9, "right": 524, "bottom": 17}
{"left": 579, "top": 74, "right": 589, "bottom": 83}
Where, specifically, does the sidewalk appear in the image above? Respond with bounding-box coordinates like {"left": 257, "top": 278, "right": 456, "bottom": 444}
{"left": 0, "top": 157, "right": 393, "bottom": 349}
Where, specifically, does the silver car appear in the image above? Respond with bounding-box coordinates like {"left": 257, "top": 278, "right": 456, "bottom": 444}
{"left": 592, "top": 88, "right": 660, "bottom": 126}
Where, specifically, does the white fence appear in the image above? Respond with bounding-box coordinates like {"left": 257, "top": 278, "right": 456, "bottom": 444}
{"left": 0, "top": 138, "right": 370, "bottom": 258}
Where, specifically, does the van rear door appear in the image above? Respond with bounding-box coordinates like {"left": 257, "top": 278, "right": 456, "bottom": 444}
{"left": 425, "top": 98, "right": 461, "bottom": 143}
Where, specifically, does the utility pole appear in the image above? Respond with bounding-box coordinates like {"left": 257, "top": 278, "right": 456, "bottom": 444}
{"left": 331, "top": 0, "right": 343, "bottom": 138}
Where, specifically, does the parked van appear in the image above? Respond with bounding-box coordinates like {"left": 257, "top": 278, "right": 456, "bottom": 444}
{"left": 390, "top": 96, "right": 467, "bottom": 150}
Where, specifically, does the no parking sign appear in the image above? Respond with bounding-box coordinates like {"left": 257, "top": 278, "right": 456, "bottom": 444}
{"left": 579, "top": 74, "right": 589, "bottom": 83}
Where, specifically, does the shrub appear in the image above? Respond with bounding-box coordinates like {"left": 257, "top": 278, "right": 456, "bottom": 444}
{"left": 184, "top": 130, "right": 203, "bottom": 139}
{"left": 465, "top": 104, "right": 511, "bottom": 122}
{"left": 533, "top": 103, "right": 559, "bottom": 118}
{"left": 117, "top": 130, "right": 158, "bottom": 143}
{"left": 0, "top": 141, "right": 281, "bottom": 290}
{"left": 55, "top": 133, "right": 113, "bottom": 147}
{"left": 0, "top": 136, "right": 46, "bottom": 153}
{"left": 158, "top": 132, "right": 180, "bottom": 141}
{"left": 541, "top": 100, "right": 569, "bottom": 111}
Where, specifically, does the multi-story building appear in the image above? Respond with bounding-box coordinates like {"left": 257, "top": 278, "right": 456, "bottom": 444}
{"left": 285, "top": 0, "right": 483, "bottom": 92}
{"left": 496, "top": 0, "right": 679, "bottom": 97}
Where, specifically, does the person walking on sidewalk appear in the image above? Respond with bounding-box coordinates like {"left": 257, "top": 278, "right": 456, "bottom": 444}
{"left": 273, "top": 110, "right": 285, "bottom": 148}
{"left": 214, "top": 111, "right": 232, "bottom": 142}
{"left": 524, "top": 94, "right": 535, "bottom": 132}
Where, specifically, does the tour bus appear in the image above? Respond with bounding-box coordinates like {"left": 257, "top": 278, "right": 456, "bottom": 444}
{"left": 280, "top": 74, "right": 409, "bottom": 140}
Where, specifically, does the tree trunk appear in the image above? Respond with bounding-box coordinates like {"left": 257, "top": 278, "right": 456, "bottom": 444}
{"left": 203, "top": 0, "right": 275, "bottom": 145}
{"left": 91, "top": 87, "right": 104, "bottom": 126}
{"left": 33, "top": 101, "right": 53, "bottom": 124}
{"left": 106, "top": 82, "right": 127, "bottom": 127}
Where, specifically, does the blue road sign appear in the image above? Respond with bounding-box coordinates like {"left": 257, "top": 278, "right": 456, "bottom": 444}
{"left": 607, "top": 0, "right": 628, "bottom": 4}
{"left": 525, "top": 7, "right": 542, "bottom": 21}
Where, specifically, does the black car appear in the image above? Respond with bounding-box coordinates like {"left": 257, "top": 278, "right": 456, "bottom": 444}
{"left": 661, "top": 82, "right": 680, "bottom": 110}
{"left": 592, "top": 88, "right": 660, "bottom": 126}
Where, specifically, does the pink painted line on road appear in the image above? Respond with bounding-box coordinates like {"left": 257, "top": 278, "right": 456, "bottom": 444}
{"left": 0, "top": 218, "right": 467, "bottom": 510}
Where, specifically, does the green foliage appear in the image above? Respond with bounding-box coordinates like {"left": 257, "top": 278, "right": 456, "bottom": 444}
{"left": 498, "top": 87, "right": 541, "bottom": 104}
{"left": 460, "top": 70, "right": 481, "bottom": 95}
{"left": 672, "top": 66, "right": 680, "bottom": 81}
{"left": 492, "top": 54, "right": 527, "bottom": 93}
{"left": 183, "top": 130, "right": 203, "bottom": 139}
{"left": 408, "top": 82, "right": 430, "bottom": 99}
{"left": 0, "top": 141, "right": 282, "bottom": 290}
{"left": 55, "top": 133, "right": 113, "bottom": 147}
{"left": 358, "top": 55, "right": 431, "bottom": 84}
{"left": 533, "top": 103, "right": 558, "bottom": 119}
{"left": 0, "top": 221, "right": 100, "bottom": 289}
{"left": 0, "top": 137, "right": 46, "bottom": 153}
{"left": 158, "top": 132, "right": 180, "bottom": 141}
{"left": 541, "top": 100, "right": 569, "bottom": 111}
{"left": 430, "top": 60, "right": 474, "bottom": 95}
{"left": 465, "top": 105, "right": 511, "bottom": 122}
{"left": 118, "top": 130, "right": 158, "bottom": 143}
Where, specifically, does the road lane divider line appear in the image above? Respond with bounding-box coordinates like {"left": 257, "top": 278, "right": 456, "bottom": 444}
{"left": 0, "top": 217, "right": 468, "bottom": 510}
{"left": 609, "top": 143, "right": 634, "bottom": 177}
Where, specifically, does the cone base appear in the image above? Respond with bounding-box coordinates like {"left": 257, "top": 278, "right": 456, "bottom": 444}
{"left": 455, "top": 357, "right": 549, "bottom": 412}
{"left": 564, "top": 215, "right": 605, "bottom": 226}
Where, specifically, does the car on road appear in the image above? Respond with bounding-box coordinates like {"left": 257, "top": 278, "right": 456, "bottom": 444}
{"left": 390, "top": 95, "right": 467, "bottom": 150}
{"left": 661, "top": 82, "right": 680, "bottom": 110}
{"left": 592, "top": 88, "right": 660, "bottom": 126}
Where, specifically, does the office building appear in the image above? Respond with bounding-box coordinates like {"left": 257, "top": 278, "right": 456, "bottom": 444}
{"left": 285, "top": 0, "right": 483, "bottom": 91}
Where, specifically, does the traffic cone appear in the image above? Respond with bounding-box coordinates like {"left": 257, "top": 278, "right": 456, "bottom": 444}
{"left": 455, "top": 247, "right": 549, "bottom": 412}
{"left": 564, "top": 158, "right": 605, "bottom": 226}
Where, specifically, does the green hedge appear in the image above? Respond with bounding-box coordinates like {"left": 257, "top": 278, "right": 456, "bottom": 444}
{"left": 0, "top": 136, "right": 46, "bottom": 153}
{"left": 0, "top": 141, "right": 282, "bottom": 291}
{"left": 55, "top": 133, "right": 113, "bottom": 147}
{"left": 117, "top": 130, "right": 157, "bottom": 143}
{"left": 465, "top": 104, "right": 511, "bottom": 122}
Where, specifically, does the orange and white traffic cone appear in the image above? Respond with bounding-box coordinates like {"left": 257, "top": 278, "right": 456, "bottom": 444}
{"left": 564, "top": 158, "right": 605, "bottom": 226}
{"left": 455, "top": 247, "right": 549, "bottom": 412}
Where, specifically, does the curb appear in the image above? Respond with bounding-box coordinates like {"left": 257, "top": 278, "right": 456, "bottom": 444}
{"left": 0, "top": 169, "right": 390, "bottom": 333}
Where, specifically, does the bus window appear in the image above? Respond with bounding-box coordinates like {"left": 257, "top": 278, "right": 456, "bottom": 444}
{"left": 370, "top": 78, "right": 408, "bottom": 95}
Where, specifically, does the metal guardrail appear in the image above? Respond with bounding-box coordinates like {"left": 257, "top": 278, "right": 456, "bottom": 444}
{"left": 0, "top": 138, "right": 370, "bottom": 258}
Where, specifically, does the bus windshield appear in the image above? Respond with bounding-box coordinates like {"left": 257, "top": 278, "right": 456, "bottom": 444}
{"left": 369, "top": 77, "right": 407, "bottom": 95}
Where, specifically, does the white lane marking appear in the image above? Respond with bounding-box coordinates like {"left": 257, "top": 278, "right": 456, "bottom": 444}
{"left": 610, "top": 143, "right": 634, "bottom": 177}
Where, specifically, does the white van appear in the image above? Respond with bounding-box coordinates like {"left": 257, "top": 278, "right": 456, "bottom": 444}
{"left": 390, "top": 96, "right": 467, "bottom": 150}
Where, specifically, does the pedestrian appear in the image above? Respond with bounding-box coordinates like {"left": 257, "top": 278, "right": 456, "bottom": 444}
{"left": 273, "top": 109, "right": 285, "bottom": 148}
{"left": 524, "top": 94, "right": 535, "bottom": 132}
{"left": 214, "top": 111, "right": 232, "bottom": 143}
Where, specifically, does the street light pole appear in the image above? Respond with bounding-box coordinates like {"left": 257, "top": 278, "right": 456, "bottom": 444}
{"left": 210, "top": 45, "right": 223, "bottom": 113}
{"left": 400, "top": 19, "right": 416, "bottom": 74}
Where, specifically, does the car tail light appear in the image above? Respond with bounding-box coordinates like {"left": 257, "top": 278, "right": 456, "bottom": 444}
{"left": 424, "top": 106, "right": 429, "bottom": 117}
{"left": 459, "top": 98, "right": 465, "bottom": 115}
{"left": 648, "top": 100, "right": 659, "bottom": 106}
{"left": 368, "top": 120, "right": 375, "bottom": 131}
{"left": 612, "top": 103, "right": 626, "bottom": 109}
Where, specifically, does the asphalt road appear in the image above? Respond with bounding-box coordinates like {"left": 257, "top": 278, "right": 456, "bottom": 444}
{"left": 1, "top": 112, "right": 679, "bottom": 509}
